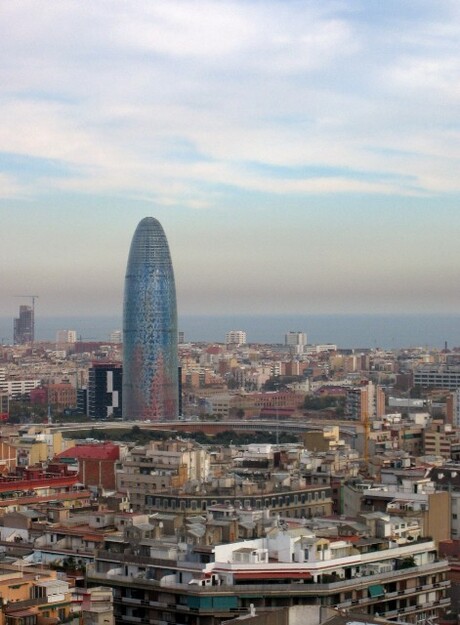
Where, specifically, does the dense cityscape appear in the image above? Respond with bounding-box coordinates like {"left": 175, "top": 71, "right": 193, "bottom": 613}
{"left": 0, "top": 218, "right": 458, "bottom": 625}
{"left": 3, "top": 2, "right": 460, "bottom": 625}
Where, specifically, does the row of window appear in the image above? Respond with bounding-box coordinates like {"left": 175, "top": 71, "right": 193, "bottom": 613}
{"left": 144, "top": 490, "right": 331, "bottom": 511}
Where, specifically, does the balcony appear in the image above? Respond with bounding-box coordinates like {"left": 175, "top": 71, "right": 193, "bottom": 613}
{"left": 90, "top": 558, "right": 450, "bottom": 606}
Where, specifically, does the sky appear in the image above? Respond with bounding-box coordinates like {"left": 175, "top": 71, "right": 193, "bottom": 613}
{"left": 1, "top": 0, "right": 460, "bottom": 318}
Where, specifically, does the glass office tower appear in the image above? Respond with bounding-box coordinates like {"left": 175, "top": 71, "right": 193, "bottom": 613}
{"left": 123, "top": 217, "right": 178, "bottom": 420}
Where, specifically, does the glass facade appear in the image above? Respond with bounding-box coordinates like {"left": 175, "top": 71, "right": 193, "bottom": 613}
{"left": 123, "top": 217, "right": 178, "bottom": 420}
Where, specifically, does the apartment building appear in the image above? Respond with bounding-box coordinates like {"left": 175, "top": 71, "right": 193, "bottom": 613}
{"left": 344, "top": 480, "right": 451, "bottom": 546}
{"left": 87, "top": 526, "right": 450, "bottom": 625}
{"left": 225, "top": 331, "right": 247, "bottom": 346}
{"left": 345, "top": 382, "right": 385, "bottom": 422}
{"left": 116, "top": 441, "right": 332, "bottom": 519}
{"left": 0, "top": 563, "right": 73, "bottom": 625}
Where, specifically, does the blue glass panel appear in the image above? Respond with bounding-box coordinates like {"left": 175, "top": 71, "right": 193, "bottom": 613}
{"left": 122, "top": 217, "right": 178, "bottom": 420}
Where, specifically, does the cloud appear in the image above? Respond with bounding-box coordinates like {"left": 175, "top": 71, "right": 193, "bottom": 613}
{"left": 0, "top": 173, "right": 22, "bottom": 199}
{"left": 0, "top": 0, "right": 459, "bottom": 205}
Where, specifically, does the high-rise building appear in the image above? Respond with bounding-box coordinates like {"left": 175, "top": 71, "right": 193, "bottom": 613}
{"left": 88, "top": 362, "right": 122, "bottom": 420}
{"left": 109, "top": 330, "right": 122, "bottom": 344}
{"left": 345, "top": 381, "right": 385, "bottom": 422}
{"left": 56, "top": 329, "right": 77, "bottom": 344}
{"left": 225, "top": 330, "right": 247, "bottom": 346}
{"left": 13, "top": 305, "right": 34, "bottom": 344}
{"left": 0, "top": 392, "right": 8, "bottom": 421}
{"left": 123, "top": 217, "right": 178, "bottom": 421}
{"left": 285, "top": 331, "right": 307, "bottom": 354}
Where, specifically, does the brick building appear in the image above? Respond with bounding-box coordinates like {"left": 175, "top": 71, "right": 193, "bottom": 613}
{"left": 57, "top": 442, "right": 120, "bottom": 491}
{"left": 46, "top": 383, "right": 76, "bottom": 410}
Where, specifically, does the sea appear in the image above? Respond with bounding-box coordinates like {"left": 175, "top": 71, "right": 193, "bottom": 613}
{"left": 1, "top": 314, "right": 460, "bottom": 350}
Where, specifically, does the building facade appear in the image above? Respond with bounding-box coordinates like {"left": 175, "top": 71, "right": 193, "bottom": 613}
{"left": 225, "top": 331, "right": 247, "bottom": 346}
{"left": 414, "top": 365, "right": 460, "bottom": 389}
{"left": 88, "top": 362, "right": 123, "bottom": 420}
{"left": 110, "top": 330, "right": 122, "bottom": 344}
{"left": 56, "top": 329, "right": 77, "bottom": 344}
{"left": 285, "top": 331, "right": 307, "bottom": 354}
{"left": 88, "top": 531, "right": 450, "bottom": 625}
{"left": 47, "top": 383, "right": 77, "bottom": 410}
{"left": 345, "top": 381, "right": 385, "bottom": 422}
{"left": 13, "top": 304, "right": 34, "bottom": 344}
{"left": 123, "top": 217, "right": 179, "bottom": 421}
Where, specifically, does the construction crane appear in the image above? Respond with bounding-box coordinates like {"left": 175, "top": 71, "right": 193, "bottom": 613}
{"left": 14, "top": 295, "right": 39, "bottom": 344}
{"left": 15, "top": 294, "right": 39, "bottom": 313}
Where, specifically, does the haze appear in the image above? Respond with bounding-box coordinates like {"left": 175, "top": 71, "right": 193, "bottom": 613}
{"left": 1, "top": 1, "right": 460, "bottom": 317}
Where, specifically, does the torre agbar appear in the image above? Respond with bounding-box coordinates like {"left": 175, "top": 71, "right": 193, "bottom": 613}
{"left": 123, "top": 217, "right": 179, "bottom": 420}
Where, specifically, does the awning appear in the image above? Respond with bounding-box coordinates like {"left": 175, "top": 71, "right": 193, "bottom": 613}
{"left": 368, "top": 584, "right": 385, "bottom": 598}
{"left": 233, "top": 570, "right": 312, "bottom": 581}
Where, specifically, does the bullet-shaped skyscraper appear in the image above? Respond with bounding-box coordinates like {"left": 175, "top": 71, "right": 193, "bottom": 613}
{"left": 123, "top": 217, "right": 178, "bottom": 420}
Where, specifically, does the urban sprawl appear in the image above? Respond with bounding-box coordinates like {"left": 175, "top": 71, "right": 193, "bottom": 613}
{"left": 1, "top": 219, "right": 459, "bottom": 625}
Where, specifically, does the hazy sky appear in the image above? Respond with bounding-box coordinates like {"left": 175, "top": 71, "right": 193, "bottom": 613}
{"left": 1, "top": 1, "right": 460, "bottom": 318}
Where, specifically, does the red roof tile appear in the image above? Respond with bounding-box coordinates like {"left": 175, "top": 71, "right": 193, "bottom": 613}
{"left": 57, "top": 443, "right": 119, "bottom": 461}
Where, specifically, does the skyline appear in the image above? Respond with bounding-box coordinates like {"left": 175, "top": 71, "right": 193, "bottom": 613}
{"left": 2, "top": 2, "right": 460, "bottom": 317}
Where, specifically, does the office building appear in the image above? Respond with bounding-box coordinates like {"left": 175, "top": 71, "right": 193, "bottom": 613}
{"left": 88, "top": 362, "right": 122, "bottom": 420}
{"left": 0, "top": 378, "right": 40, "bottom": 398}
{"left": 414, "top": 365, "right": 460, "bottom": 389}
{"left": 225, "top": 330, "right": 247, "bottom": 346}
{"left": 285, "top": 331, "right": 307, "bottom": 354}
{"left": 77, "top": 387, "right": 88, "bottom": 415}
{"left": 13, "top": 305, "right": 34, "bottom": 344}
{"left": 123, "top": 217, "right": 178, "bottom": 421}
{"left": 0, "top": 392, "right": 8, "bottom": 421}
